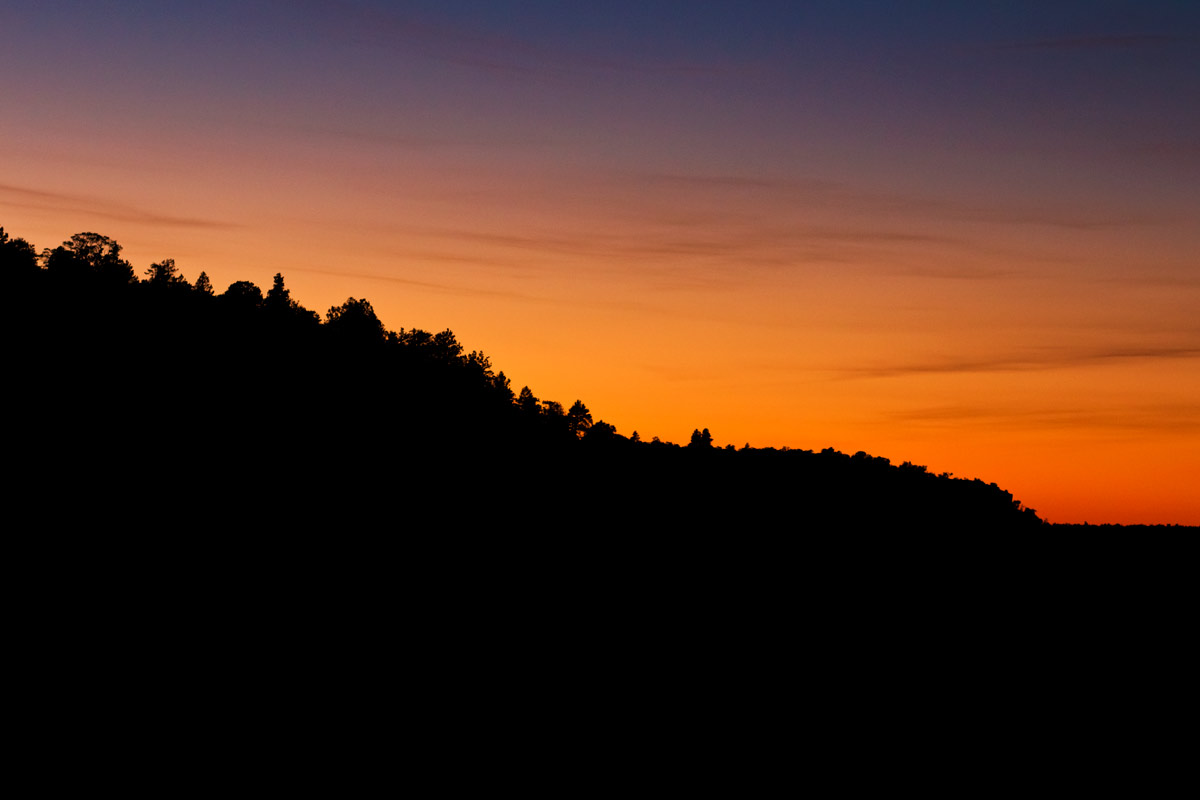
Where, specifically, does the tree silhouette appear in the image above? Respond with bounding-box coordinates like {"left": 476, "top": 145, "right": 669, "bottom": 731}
{"left": 517, "top": 386, "right": 539, "bottom": 415}
{"left": 567, "top": 400, "right": 593, "bottom": 437}
{"left": 491, "top": 370, "right": 514, "bottom": 402}
{"left": 0, "top": 227, "right": 38, "bottom": 276}
{"left": 427, "top": 329, "right": 464, "bottom": 364}
{"left": 194, "top": 272, "right": 214, "bottom": 296}
{"left": 266, "top": 273, "right": 290, "bottom": 307}
{"left": 146, "top": 258, "right": 178, "bottom": 284}
{"left": 325, "top": 297, "right": 385, "bottom": 344}
{"left": 46, "top": 232, "right": 134, "bottom": 283}
{"left": 221, "top": 280, "right": 264, "bottom": 312}
{"left": 264, "top": 273, "right": 319, "bottom": 329}
{"left": 583, "top": 420, "right": 616, "bottom": 442}
{"left": 144, "top": 258, "right": 192, "bottom": 293}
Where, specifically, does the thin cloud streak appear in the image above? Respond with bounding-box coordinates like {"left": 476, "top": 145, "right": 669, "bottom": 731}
{"left": 288, "top": 264, "right": 661, "bottom": 316}
{"left": 286, "top": 265, "right": 548, "bottom": 303}
{"left": 836, "top": 345, "right": 1200, "bottom": 380}
{"left": 386, "top": 222, "right": 968, "bottom": 280}
{"left": 635, "top": 171, "right": 1152, "bottom": 230}
{"left": 384, "top": 214, "right": 1037, "bottom": 285}
{"left": 885, "top": 403, "right": 1200, "bottom": 434}
{"left": 0, "top": 183, "right": 236, "bottom": 230}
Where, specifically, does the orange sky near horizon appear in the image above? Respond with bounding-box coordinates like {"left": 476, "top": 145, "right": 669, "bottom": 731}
{"left": 3, "top": 1, "right": 1197, "bottom": 524}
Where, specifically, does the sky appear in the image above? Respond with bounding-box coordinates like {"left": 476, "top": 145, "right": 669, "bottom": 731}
{"left": 3, "top": 0, "right": 1198, "bottom": 524}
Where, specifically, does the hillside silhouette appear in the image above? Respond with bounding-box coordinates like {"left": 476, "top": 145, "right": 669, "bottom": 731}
{"left": 5, "top": 225, "right": 1053, "bottom": 532}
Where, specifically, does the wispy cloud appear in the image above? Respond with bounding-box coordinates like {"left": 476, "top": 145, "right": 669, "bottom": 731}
{"left": 288, "top": 262, "right": 673, "bottom": 318}
{"left": 383, "top": 220, "right": 972, "bottom": 284}
{"left": 837, "top": 344, "right": 1200, "bottom": 380}
{"left": 286, "top": 264, "right": 547, "bottom": 303}
{"left": 637, "top": 171, "right": 1149, "bottom": 230}
{"left": 884, "top": 402, "right": 1200, "bottom": 434}
{"left": 0, "top": 183, "right": 235, "bottom": 230}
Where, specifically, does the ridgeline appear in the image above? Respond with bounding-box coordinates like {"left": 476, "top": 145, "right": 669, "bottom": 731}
{"left": 5, "top": 226, "right": 1049, "bottom": 532}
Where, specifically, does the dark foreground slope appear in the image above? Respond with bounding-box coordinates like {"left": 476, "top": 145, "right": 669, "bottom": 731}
{"left": 11, "top": 230, "right": 1200, "bottom": 781}
{"left": 5, "top": 228, "right": 1043, "bottom": 533}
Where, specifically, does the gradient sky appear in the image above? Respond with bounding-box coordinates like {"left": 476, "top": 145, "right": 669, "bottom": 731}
{"left": 3, "top": 0, "right": 1198, "bottom": 524}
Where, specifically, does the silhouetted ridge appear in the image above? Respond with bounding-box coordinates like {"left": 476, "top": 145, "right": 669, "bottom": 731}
{"left": 5, "top": 225, "right": 1047, "bottom": 532}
